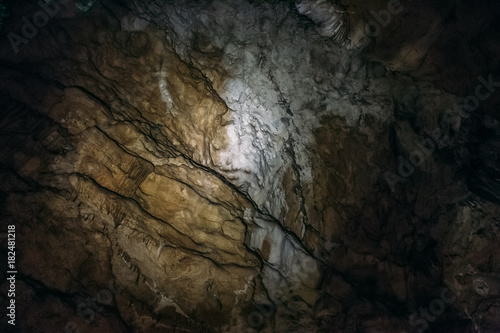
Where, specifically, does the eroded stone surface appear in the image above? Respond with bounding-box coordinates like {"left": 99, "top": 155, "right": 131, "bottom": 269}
{"left": 0, "top": 0, "right": 499, "bottom": 332}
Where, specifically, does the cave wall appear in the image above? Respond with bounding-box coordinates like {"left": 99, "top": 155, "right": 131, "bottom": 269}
{"left": 0, "top": 0, "right": 499, "bottom": 332}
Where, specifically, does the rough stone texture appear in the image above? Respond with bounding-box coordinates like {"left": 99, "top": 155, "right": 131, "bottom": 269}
{"left": 0, "top": 0, "right": 499, "bottom": 332}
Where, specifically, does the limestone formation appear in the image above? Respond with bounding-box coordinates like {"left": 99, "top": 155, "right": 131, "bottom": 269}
{"left": 0, "top": 0, "right": 499, "bottom": 332}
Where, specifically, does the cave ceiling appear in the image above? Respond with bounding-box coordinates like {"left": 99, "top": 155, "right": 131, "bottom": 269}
{"left": 0, "top": 0, "right": 499, "bottom": 332}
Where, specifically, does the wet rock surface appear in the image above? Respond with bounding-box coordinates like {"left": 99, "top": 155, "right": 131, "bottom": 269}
{"left": 0, "top": 0, "right": 499, "bottom": 332}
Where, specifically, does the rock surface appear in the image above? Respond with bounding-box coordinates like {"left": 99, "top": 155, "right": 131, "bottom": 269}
{"left": 0, "top": 0, "right": 499, "bottom": 332}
